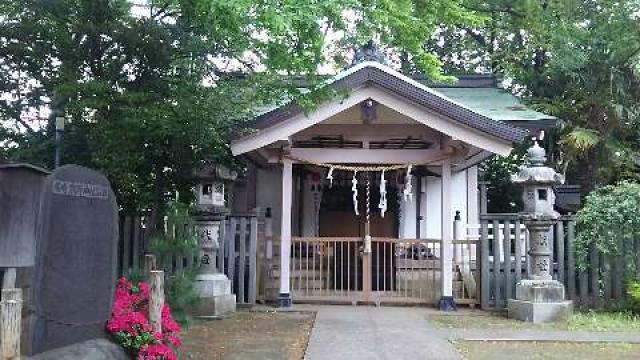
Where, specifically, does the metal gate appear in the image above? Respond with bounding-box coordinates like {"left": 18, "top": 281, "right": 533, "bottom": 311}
{"left": 289, "top": 236, "right": 480, "bottom": 305}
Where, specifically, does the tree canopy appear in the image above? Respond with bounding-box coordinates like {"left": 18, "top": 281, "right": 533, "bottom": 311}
{"left": 0, "top": 0, "right": 481, "bottom": 233}
{"left": 429, "top": 0, "right": 640, "bottom": 210}
{"left": 4, "top": 0, "right": 640, "bottom": 219}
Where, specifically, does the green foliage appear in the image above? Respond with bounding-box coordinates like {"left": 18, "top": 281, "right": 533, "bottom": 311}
{"left": 628, "top": 281, "right": 640, "bottom": 313}
{"left": 480, "top": 141, "right": 528, "bottom": 213}
{"left": 430, "top": 0, "right": 640, "bottom": 194}
{"left": 1, "top": 0, "right": 482, "bottom": 226}
{"left": 148, "top": 201, "right": 199, "bottom": 255}
{"left": 569, "top": 310, "right": 640, "bottom": 332}
{"left": 164, "top": 271, "right": 200, "bottom": 328}
{"left": 113, "top": 331, "right": 157, "bottom": 354}
{"left": 125, "top": 268, "right": 146, "bottom": 286}
{"left": 575, "top": 181, "right": 640, "bottom": 271}
{"left": 564, "top": 128, "right": 601, "bottom": 156}
{"left": 147, "top": 201, "right": 200, "bottom": 327}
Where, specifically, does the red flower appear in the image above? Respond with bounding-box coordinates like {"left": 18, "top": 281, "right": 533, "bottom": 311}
{"left": 107, "top": 277, "right": 182, "bottom": 360}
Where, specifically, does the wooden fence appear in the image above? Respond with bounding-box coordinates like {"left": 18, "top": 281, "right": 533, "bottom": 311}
{"left": 118, "top": 213, "right": 262, "bottom": 306}
{"left": 479, "top": 213, "right": 638, "bottom": 310}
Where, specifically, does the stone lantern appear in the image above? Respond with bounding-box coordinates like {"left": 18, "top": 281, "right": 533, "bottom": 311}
{"left": 192, "top": 162, "right": 237, "bottom": 317}
{"left": 507, "top": 142, "right": 572, "bottom": 322}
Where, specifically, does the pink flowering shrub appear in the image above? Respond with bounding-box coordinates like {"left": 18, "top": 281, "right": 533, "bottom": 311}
{"left": 107, "top": 277, "right": 182, "bottom": 360}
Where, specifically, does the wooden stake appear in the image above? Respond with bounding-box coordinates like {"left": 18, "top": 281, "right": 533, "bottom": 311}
{"left": 2, "top": 268, "right": 16, "bottom": 289}
{"left": 144, "top": 254, "right": 157, "bottom": 279}
{"left": 148, "top": 270, "right": 164, "bottom": 334}
{"left": 1, "top": 288, "right": 22, "bottom": 360}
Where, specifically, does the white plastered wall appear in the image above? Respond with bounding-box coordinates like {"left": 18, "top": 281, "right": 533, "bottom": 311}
{"left": 260, "top": 164, "right": 480, "bottom": 241}
{"left": 300, "top": 174, "right": 322, "bottom": 237}
{"left": 399, "top": 165, "right": 480, "bottom": 240}
{"left": 256, "top": 167, "right": 283, "bottom": 236}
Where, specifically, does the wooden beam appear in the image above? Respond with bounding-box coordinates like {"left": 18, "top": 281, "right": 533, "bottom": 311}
{"left": 293, "top": 124, "right": 442, "bottom": 140}
{"left": 285, "top": 148, "right": 455, "bottom": 164}
{"left": 453, "top": 150, "right": 493, "bottom": 172}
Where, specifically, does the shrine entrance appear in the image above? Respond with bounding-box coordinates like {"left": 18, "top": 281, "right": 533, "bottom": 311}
{"left": 290, "top": 169, "right": 442, "bottom": 305}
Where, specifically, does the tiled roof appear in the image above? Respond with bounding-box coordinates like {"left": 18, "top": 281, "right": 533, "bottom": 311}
{"left": 248, "top": 62, "right": 529, "bottom": 143}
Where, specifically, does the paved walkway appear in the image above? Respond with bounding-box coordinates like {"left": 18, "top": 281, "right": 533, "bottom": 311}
{"left": 301, "top": 305, "right": 461, "bottom": 360}
{"left": 298, "top": 305, "right": 640, "bottom": 360}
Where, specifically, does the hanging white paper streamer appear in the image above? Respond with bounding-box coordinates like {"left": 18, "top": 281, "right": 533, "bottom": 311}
{"left": 403, "top": 165, "right": 413, "bottom": 202}
{"left": 352, "top": 171, "right": 359, "bottom": 216}
{"left": 378, "top": 170, "right": 387, "bottom": 218}
{"left": 326, "top": 167, "right": 334, "bottom": 188}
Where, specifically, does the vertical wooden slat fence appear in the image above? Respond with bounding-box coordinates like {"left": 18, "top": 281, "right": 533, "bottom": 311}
{"left": 286, "top": 237, "right": 477, "bottom": 305}
{"left": 118, "top": 213, "right": 261, "bottom": 306}
{"left": 480, "top": 213, "right": 639, "bottom": 310}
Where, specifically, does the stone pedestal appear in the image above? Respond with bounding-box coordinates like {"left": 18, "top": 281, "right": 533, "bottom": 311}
{"left": 192, "top": 273, "right": 236, "bottom": 318}
{"left": 508, "top": 279, "right": 572, "bottom": 323}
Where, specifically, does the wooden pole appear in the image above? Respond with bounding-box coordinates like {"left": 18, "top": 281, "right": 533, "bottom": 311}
{"left": 2, "top": 268, "right": 16, "bottom": 289}
{"left": 1, "top": 288, "right": 22, "bottom": 360}
{"left": 144, "top": 254, "right": 157, "bottom": 279}
{"left": 149, "top": 270, "right": 164, "bottom": 334}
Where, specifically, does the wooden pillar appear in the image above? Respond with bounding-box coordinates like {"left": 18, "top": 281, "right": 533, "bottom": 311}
{"left": 2, "top": 268, "right": 16, "bottom": 289}
{"left": 439, "top": 158, "right": 456, "bottom": 310}
{"left": 144, "top": 254, "right": 157, "bottom": 278}
{"left": 2, "top": 268, "right": 22, "bottom": 360}
{"left": 278, "top": 159, "right": 293, "bottom": 307}
{"left": 479, "top": 180, "right": 488, "bottom": 215}
{"left": 149, "top": 270, "right": 164, "bottom": 334}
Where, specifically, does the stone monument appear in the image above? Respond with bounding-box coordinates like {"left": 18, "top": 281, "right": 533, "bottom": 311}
{"left": 191, "top": 162, "right": 236, "bottom": 317}
{"left": 29, "top": 165, "right": 119, "bottom": 354}
{"left": 507, "top": 142, "right": 573, "bottom": 323}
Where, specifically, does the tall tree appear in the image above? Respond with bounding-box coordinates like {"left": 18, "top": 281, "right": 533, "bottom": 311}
{"left": 429, "top": 0, "right": 640, "bottom": 200}
{"left": 1, "top": 0, "right": 479, "bottom": 233}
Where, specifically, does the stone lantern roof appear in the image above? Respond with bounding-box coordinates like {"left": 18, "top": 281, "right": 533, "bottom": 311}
{"left": 194, "top": 162, "right": 237, "bottom": 182}
{"left": 511, "top": 142, "right": 564, "bottom": 185}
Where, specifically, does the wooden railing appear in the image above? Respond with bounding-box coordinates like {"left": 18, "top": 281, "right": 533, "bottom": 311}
{"left": 290, "top": 237, "right": 361, "bottom": 302}
{"left": 288, "top": 236, "right": 478, "bottom": 305}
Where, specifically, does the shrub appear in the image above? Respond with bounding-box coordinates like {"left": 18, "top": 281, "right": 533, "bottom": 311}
{"left": 164, "top": 271, "right": 200, "bottom": 328}
{"left": 575, "top": 181, "right": 640, "bottom": 272}
{"left": 628, "top": 280, "right": 640, "bottom": 313}
{"left": 107, "top": 277, "right": 182, "bottom": 360}
{"left": 147, "top": 200, "right": 201, "bottom": 328}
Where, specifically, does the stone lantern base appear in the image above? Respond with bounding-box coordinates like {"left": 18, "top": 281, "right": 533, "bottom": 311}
{"left": 507, "top": 279, "right": 572, "bottom": 323}
{"left": 192, "top": 273, "right": 236, "bottom": 318}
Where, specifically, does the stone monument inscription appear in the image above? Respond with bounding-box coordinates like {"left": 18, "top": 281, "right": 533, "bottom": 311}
{"left": 29, "top": 165, "right": 119, "bottom": 355}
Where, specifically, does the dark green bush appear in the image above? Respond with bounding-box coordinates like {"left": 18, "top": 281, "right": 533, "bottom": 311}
{"left": 575, "top": 181, "right": 640, "bottom": 272}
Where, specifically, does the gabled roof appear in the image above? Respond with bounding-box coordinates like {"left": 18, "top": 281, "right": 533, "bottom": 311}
{"left": 433, "top": 87, "right": 557, "bottom": 128}
{"left": 242, "top": 62, "right": 528, "bottom": 146}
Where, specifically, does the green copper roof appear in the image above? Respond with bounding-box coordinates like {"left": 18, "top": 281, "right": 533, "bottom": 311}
{"left": 433, "top": 88, "right": 557, "bottom": 126}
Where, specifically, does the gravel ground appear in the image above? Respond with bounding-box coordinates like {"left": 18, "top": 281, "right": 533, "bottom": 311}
{"left": 180, "top": 310, "right": 315, "bottom": 360}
